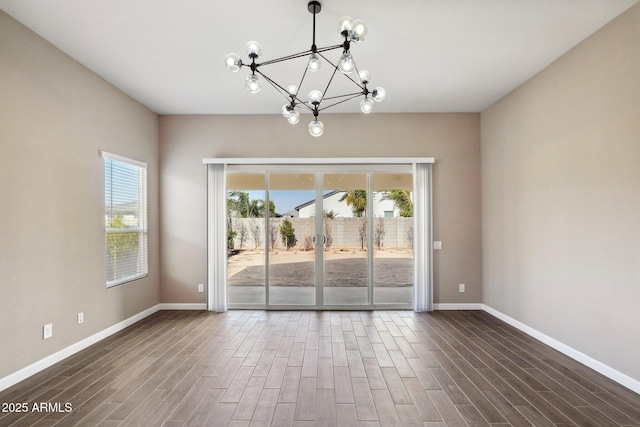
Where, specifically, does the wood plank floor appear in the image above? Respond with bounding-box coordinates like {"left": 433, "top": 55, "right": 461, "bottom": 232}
{"left": 1, "top": 310, "right": 639, "bottom": 426}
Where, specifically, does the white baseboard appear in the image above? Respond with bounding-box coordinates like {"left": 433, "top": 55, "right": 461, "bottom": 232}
{"left": 157, "top": 303, "right": 207, "bottom": 310}
{"left": 482, "top": 304, "right": 640, "bottom": 395}
{"left": 0, "top": 302, "right": 209, "bottom": 392}
{"left": 0, "top": 305, "right": 161, "bottom": 393}
{"left": 433, "top": 303, "right": 484, "bottom": 310}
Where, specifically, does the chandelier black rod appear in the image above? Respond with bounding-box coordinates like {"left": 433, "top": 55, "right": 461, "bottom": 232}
{"left": 297, "top": 92, "right": 365, "bottom": 112}
{"left": 254, "top": 70, "right": 290, "bottom": 98}
{"left": 321, "top": 91, "right": 366, "bottom": 102}
{"left": 295, "top": 64, "right": 310, "bottom": 98}
{"left": 314, "top": 44, "right": 345, "bottom": 54}
{"left": 317, "top": 93, "right": 365, "bottom": 112}
{"left": 321, "top": 64, "right": 340, "bottom": 100}
{"left": 317, "top": 51, "right": 364, "bottom": 91}
{"left": 312, "top": 0, "right": 317, "bottom": 48}
{"left": 255, "top": 44, "right": 344, "bottom": 68}
{"left": 256, "top": 70, "right": 315, "bottom": 113}
{"left": 257, "top": 50, "right": 313, "bottom": 67}
{"left": 298, "top": 91, "right": 361, "bottom": 107}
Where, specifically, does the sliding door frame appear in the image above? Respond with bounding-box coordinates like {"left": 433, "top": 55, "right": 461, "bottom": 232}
{"left": 205, "top": 157, "right": 434, "bottom": 312}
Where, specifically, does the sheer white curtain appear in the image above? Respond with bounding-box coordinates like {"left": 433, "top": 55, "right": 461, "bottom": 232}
{"left": 413, "top": 163, "right": 433, "bottom": 312}
{"left": 207, "top": 164, "right": 228, "bottom": 312}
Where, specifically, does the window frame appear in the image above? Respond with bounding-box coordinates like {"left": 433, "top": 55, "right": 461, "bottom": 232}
{"left": 101, "top": 151, "right": 148, "bottom": 287}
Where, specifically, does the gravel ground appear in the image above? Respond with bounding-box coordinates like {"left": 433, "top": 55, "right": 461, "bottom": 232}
{"left": 229, "top": 258, "right": 413, "bottom": 287}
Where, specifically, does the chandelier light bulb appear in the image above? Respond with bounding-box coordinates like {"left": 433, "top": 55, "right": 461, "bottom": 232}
{"left": 372, "top": 87, "right": 386, "bottom": 102}
{"left": 287, "top": 110, "right": 300, "bottom": 124}
{"left": 349, "top": 19, "right": 368, "bottom": 43}
{"left": 360, "top": 98, "right": 374, "bottom": 113}
{"left": 309, "top": 120, "right": 324, "bottom": 137}
{"left": 245, "top": 74, "right": 261, "bottom": 93}
{"left": 358, "top": 70, "right": 370, "bottom": 84}
{"left": 337, "top": 16, "right": 354, "bottom": 36}
{"left": 308, "top": 89, "right": 323, "bottom": 105}
{"left": 245, "top": 41, "right": 262, "bottom": 58}
{"left": 287, "top": 85, "right": 298, "bottom": 95}
{"left": 282, "top": 104, "right": 293, "bottom": 117}
{"left": 308, "top": 53, "right": 321, "bottom": 72}
{"left": 338, "top": 53, "right": 355, "bottom": 74}
{"left": 225, "top": 53, "right": 242, "bottom": 73}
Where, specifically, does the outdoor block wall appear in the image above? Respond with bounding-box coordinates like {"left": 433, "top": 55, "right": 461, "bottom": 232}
{"left": 229, "top": 217, "right": 414, "bottom": 251}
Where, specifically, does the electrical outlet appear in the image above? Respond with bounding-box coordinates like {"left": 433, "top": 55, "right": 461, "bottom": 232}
{"left": 433, "top": 241, "right": 442, "bottom": 250}
{"left": 43, "top": 323, "right": 53, "bottom": 339}
{"left": 459, "top": 284, "right": 465, "bottom": 293}
{"left": 198, "top": 283, "right": 204, "bottom": 293}
{"left": 77, "top": 312, "right": 84, "bottom": 324}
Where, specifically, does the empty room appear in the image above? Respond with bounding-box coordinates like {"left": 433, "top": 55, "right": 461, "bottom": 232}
{"left": 1, "top": 0, "right": 639, "bottom": 425}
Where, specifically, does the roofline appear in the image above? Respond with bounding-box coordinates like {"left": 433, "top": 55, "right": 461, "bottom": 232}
{"left": 294, "top": 190, "right": 342, "bottom": 211}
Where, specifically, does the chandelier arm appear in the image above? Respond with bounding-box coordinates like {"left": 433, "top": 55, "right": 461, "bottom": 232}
{"left": 257, "top": 43, "right": 342, "bottom": 68}
{"left": 255, "top": 70, "right": 297, "bottom": 103}
{"left": 295, "top": 102, "right": 316, "bottom": 113}
{"left": 294, "top": 66, "right": 310, "bottom": 104}
{"left": 257, "top": 50, "right": 314, "bottom": 67}
{"left": 317, "top": 93, "right": 366, "bottom": 112}
{"left": 298, "top": 103, "right": 316, "bottom": 113}
{"left": 321, "top": 65, "right": 341, "bottom": 100}
{"left": 353, "top": 62, "right": 362, "bottom": 79}
{"left": 313, "top": 44, "right": 345, "bottom": 54}
{"left": 321, "top": 91, "right": 366, "bottom": 102}
{"left": 317, "top": 51, "right": 365, "bottom": 90}
{"left": 259, "top": 72, "right": 313, "bottom": 114}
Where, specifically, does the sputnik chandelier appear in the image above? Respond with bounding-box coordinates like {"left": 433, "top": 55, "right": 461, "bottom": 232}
{"left": 224, "top": 1, "right": 385, "bottom": 137}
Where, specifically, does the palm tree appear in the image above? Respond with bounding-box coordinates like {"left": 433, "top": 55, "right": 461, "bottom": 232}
{"left": 339, "top": 190, "right": 367, "bottom": 217}
{"left": 383, "top": 190, "right": 413, "bottom": 217}
{"left": 227, "top": 191, "right": 251, "bottom": 217}
{"left": 323, "top": 209, "right": 338, "bottom": 219}
{"left": 227, "top": 191, "right": 275, "bottom": 218}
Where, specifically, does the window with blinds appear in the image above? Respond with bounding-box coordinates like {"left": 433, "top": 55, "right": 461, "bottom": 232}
{"left": 101, "top": 151, "right": 148, "bottom": 287}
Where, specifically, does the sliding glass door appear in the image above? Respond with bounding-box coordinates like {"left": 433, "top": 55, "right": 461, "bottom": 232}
{"left": 226, "top": 173, "right": 266, "bottom": 306}
{"left": 322, "top": 173, "right": 370, "bottom": 306}
{"left": 267, "top": 173, "right": 316, "bottom": 306}
{"left": 372, "top": 172, "right": 414, "bottom": 305}
{"left": 226, "top": 166, "right": 415, "bottom": 309}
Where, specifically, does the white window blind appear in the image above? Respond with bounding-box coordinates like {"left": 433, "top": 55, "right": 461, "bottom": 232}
{"left": 101, "top": 151, "right": 148, "bottom": 287}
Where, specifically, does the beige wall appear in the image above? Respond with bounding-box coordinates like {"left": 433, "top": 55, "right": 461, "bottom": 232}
{"left": 159, "top": 113, "right": 482, "bottom": 306}
{"left": 481, "top": 3, "right": 640, "bottom": 383}
{"left": 0, "top": 12, "right": 160, "bottom": 378}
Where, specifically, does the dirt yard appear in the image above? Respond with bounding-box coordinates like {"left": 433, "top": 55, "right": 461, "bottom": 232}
{"left": 227, "top": 248, "right": 413, "bottom": 287}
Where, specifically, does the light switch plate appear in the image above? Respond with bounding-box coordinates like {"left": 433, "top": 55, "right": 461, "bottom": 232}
{"left": 43, "top": 323, "right": 53, "bottom": 339}
{"left": 433, "top": 241, "right": 442, "bottom": 250}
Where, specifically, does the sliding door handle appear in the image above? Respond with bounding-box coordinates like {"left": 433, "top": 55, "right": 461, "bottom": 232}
{"left": 312, "top": 234, "right": 327, "bottom": 246}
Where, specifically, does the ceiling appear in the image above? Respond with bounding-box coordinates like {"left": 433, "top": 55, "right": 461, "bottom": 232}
{"left": 1, "top": 0, "right": 637, "bottom": 115}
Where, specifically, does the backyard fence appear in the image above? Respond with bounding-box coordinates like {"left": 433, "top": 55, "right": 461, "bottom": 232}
{"left": 228, "top": 217, "right": 413, "bottom": 251}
